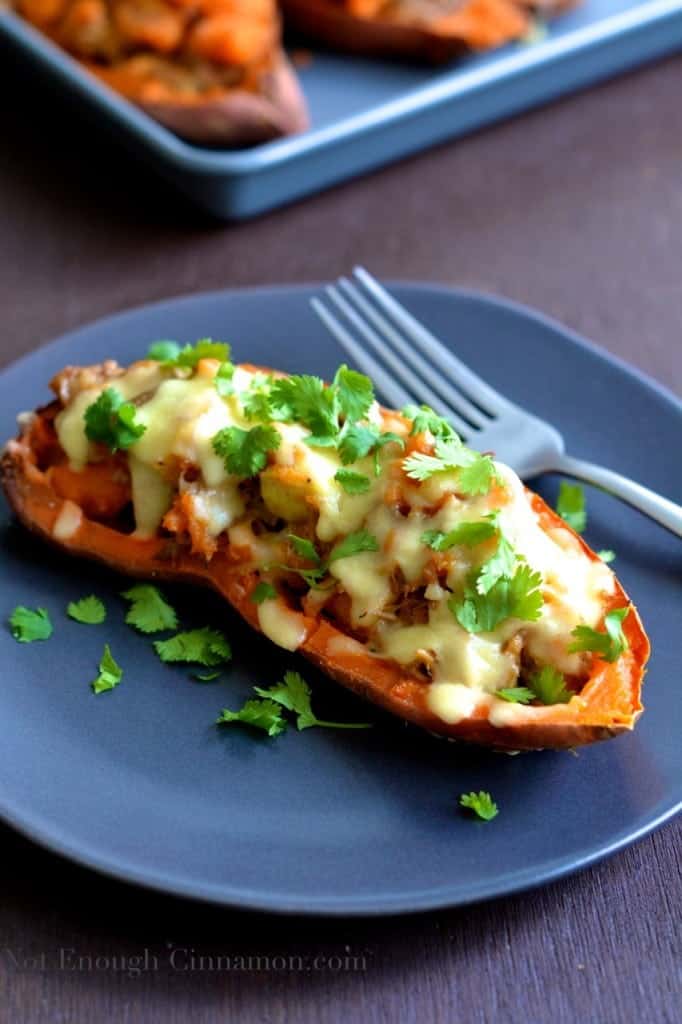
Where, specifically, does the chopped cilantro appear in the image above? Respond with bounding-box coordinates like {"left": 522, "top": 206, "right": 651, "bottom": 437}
{"left": 154, "top": 628, "right": 232, "bottom": 667}
{"left": 333, "top": 365, "right": 374, "bottom": 423}
{"left": 496, "top": 687, "right": 536, "bottom": 704}
{"left": 598, "top": 549, "right": 616, "bottom": 564}
{"left": 9, "top": 606, "right": 53, "bottom": 643}
{"left": 147, "top": 340, "right": 180, "bottom": 362}
{"left": 270, "top": 374, "right": 337, "bottom": 437}
{"left": 421, "top": 520, "right": 497, "bottom": 552}
{"left": 67, "top": 595, "right": 106, "bottom": 625}
{"left": 475, "top": 529, "right": 517, "bottom": 596}
{"left": 212, "top": 424, "right": 280, "bottom": 477}
{"left": 255, "top": 671, "right": 371, "bottom": 731}
{"left": 217, "top": 699, "right": 287, "bottom": 737}
{"left": 91, "top": 644, "right": 123, "bottom": 695}
{"left": 214, "top": 362, "right": 235, "bottom": 397}
{"left": 403, "top": 437, "right": 499, "bottom": 496}
{"left": 328, "top": 530, "right": 379, "bottom": 563}
{"left": 84, "top": 387, "right": 146, "bottom": 452}
{"left": 121, "top": 584, "right": 177, "bottom": 634}
{"left": 337, "top": 423, "right": 379, "bottom": 464}
{"left": 287, "top": 534, "right": 321, "bottom": 564}
{"left": 529, "top": 666, "right": 573, "bottom": 705}
{"left": 251, "top": 582, "right": 277, "bottom": 604}
{"left": 569, "top": 607, "right": 630, "bottom": 663}
{"left": 335, "top": 469, "right": 371, "bottom": 495}
{"left": 403, "top": 404, "right": 456, "bottom": 440}
{"left": 451, "top": 563, "right": 543, "bottom": 633}
{"left": 193, "top": 670, "right": 221, "bottom": 682}
{"left": 556, "top": 481, "right": 587, "bottom": 533}
{"left": 459, "top": 791, "right": 498, "bottom": 821}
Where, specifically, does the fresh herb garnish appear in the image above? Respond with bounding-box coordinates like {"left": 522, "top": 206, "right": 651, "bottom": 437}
{"left": 255, "top": 671, "right": 372, "bottom": 731}
{"left": 496, "top": 686, "right": 536, "bottom": 704}
{"left": 9, "top": 606, "right": 53, "bottom": 643}
{"left": 569, "top": 607, "right": 630, "bottom": 663}
{"left": 403, "top": 404, "right": 457, "bottom": 440}
{"left": 148, "top": 338, "right": 231, "bottom": 370}
{"left": 555, "top": 481, "right": 587, "bottom": 533}
{"left": 154, "top": 628, "right": 232, "bottom": 667}
{"left": 212, "top": 424, "right": 280, "bottom": 478}
{"left": 421, "top": 520, "right": 498, "bottom": 552}
{"left": 328, "top": 530, "right": 379, "bottom": 564}
{"left": 217, "top": 699, "right": 287, "bottom": 737}
{"left": 147, "top": 340, "right": 180, "bottom": 362}
{"left": 214, "top": 361, "right": 235, "bottom": 397}
{"left": 403, "top": 437, "right": 499, "bottom": 496}
{"left": 67, "top": 595, "right": 106, "bottom": 625}
{"left": 598, "top": 549, "right": 616, "bottom": 564}
{"left": 451, "top": 563, "right": 543, "bottom": 634}
{"left": 91, "top": 644, "right": 123, "bottom": 695}
{"left": 121, "top": 584, "right": 178, "bottom": 634}
{"left": 459, "top": 791, "right": 498, "bottom": 821}
{"left": 334, "top": 469, "right": 371, "bottom": 495}
{"left": 193, "top": 670, "right": 221, "bottom": 683}
{"left": 528, "top": 666, "right": 573, "bottom": 705}
{"left": 251, "top": 582, "right": 277, "bottom": 604}
{"left": 84, "top": 387, "right": 146, "bottom": 452}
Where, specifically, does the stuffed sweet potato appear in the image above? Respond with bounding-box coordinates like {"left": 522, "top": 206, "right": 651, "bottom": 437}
{"left": 1, "top": 343, "right": 648, "bottom": 750}
{"left": 12, "top": 0, "right": 308, "bottom": 143}
{"left": 280, "top": 0, "right": 579, "bottom": 62}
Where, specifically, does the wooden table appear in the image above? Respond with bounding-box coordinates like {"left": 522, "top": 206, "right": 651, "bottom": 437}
{"left": 1, "top": 49, "right": 680, "bottom": 1024}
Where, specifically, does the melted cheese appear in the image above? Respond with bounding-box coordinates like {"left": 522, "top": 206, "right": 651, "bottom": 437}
{"left": 257, "top": 601, "right": 308, "bottom": 651}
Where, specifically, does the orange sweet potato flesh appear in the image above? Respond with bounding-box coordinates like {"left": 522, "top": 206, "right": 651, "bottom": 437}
{"left": 281, "top": 0, "right": 578, "bottom": 62}
{"left": 13, "top": 1, "right": 309, "bottom": 143}
{"left": 0, "top": 386, "right": 649, "bottom": 752}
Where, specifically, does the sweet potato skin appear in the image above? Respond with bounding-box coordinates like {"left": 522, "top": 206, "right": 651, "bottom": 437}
{"left": 281, "top": 0, "right": 578, "bottom": 63}
{"left": 1, "top": 384, "right": 649, "bottom": 752}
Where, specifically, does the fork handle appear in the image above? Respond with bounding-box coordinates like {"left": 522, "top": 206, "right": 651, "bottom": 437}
{"left": 553, "top": 454, "right": 682, "bottom": 538}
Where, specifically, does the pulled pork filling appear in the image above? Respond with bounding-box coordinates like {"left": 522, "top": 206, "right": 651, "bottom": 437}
{"left": 38, "top": 350, "right": 620, "bottom": 727}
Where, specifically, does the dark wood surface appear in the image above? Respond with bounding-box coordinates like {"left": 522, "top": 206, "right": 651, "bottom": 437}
{"left": 1, "top": 47, "right": 680, "bottom": 1024}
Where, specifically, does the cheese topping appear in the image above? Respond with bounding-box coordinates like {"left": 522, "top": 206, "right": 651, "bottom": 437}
{"left": 54, "top": 358, "right": 620, "bottom": 712}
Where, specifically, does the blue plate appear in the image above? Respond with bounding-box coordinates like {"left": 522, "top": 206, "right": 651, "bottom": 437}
{"left": 2, "top": 2, "right": 682, "bottom": 219}
{"left": 0, "top": 283, "right": 679, "bottom": 915}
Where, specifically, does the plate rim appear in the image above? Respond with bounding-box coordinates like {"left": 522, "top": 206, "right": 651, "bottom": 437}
{"left": 0, "top": 281, "right": 679, "bottom": 916}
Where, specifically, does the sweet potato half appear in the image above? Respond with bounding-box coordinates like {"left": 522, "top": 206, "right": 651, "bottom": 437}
{"left": 12, "top": 0, "right": 308, "bottom": 144}
{"left": 280, "top": 0, "right": 579, "bottom": 63}
{"left": 0, "top": 358, "right": 649, "bottom": 752}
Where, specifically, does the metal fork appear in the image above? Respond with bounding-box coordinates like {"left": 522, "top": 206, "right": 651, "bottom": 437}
{"left": 311, "top": 267, "right": 682, "bottom": 538}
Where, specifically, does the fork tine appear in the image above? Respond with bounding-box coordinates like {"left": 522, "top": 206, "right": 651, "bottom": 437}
{"left": 310, "top": 298, "right": 413, "bottom": 411}
{"left": 338, "top": 278, "right": 489, "bottom": 429}
{"left": 353, "top": 267, "right": 512, "bottom": 417}
{"left": 324, "top": 286, "right": 474, "bottom": 438}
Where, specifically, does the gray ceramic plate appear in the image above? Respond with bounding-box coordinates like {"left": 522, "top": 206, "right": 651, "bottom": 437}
{"left": 0, "top": 284, "right": 679, "bottom": 915}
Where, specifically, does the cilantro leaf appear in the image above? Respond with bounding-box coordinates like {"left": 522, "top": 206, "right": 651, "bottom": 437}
{"left": 251, "top": 582, "right": 277, "bottom": 604}
{"left": 288, "top": 534, "right": 321, "bottom": 564}
{"left": 217, "top": 699, "right": 287, "bottom": 737}
{"left": 67, "top": 596, "right": 106, "bottom": 625}
{"left": 154, "top": 628, "right": 232, "bottom": 667}
{"left": 457, "top": 455, "right": 499, "bottom": 497}
{"left": 147, "top": 340, "right": 180, "bottom": 362}
{"left": 421, "top": 520, "right": 497, "bottom": 552}
{"left": 174, "top": 339, "right": 231, "bottom": 369}
{"left": 496, "top": 687, "right": 536, "bottom": 704}
{"left": 403, "top": 437, "right": 498, "bottom": 496}
{"left": 214, "top": 362, "right": 235, "bottom": 397}
{"left": 270, "top": 375, "right": 337, "bottom": 437}
{"left": 568, "top": 607, "right": 630, "bottom": 663}
{"left": 528, "top": 666, "right": 572, "bottom": 705}
{"left": 84, "top": 387, "right": 146, "bottom": 452}
{"left": 212, "top": 424, "right": 280, "bottom": 477}
{"left": 451, "top": 563, "right": 543, "bottom": 633}
{"left": 598, "top": 549, "right": 616, "bottom": 564}
{"left": 328, "top": 530, "right": 379, "bottom": 563}
{"left": 333, "top": 365, "right": 374, "bottom": 423}
{"left": 556, "top": 481, "right": 587, "bottom": 533}
{"left": 335, "top": 469, "right": 371, "bottom": 495}
{"left": 121, "top": 584, "right": 178, "bottom": 633}
{"left": 403, "top": 404, "right": 456, "bottom": 440}
{"left": 475, "top": 531, "right": 516, "bottom": 596}
{"left": 91, "top": 644, "right": 123, "bottom": 694}
{"left": 459, "top": 791, "right": 498, "bottom": 821}
{"left": 255, "top": 671, "right": 371, "bottom": 731}
{"left": 9, "top": 606, "right": 53, "bottom": 643}
{"left": 240, "top": 374, "right": 279, "bottom": 422}
{"left": 337, "top": 423, "right": 380, "bottom": 464}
